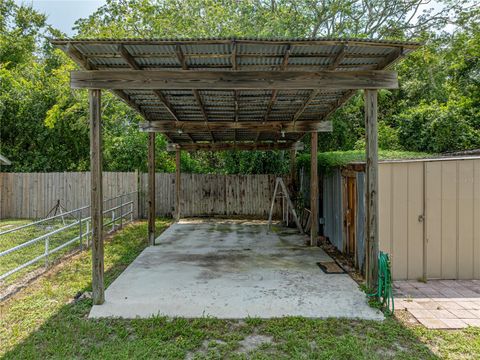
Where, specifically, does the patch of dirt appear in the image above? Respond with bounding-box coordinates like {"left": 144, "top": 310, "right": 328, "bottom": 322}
{"left": 394, "top": 308, "right": 422, "bottom": 328}
{"left": 185, "top": 339, "right": 227, "bottom": 360}
{"left": 237, "top": 334, "right": 273, "bottom": 353}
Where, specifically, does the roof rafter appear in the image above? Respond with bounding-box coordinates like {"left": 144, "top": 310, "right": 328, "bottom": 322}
{"left": 118, "top": 44, "right": 190, "bottom": 142}
{"left": 329, "top": 44, "right": 347, "bottom": 70}
{"left": 55, "top": 37, "right": 420, "bottom": 148}
{"left": 174, "top": 44, "right": 214, "bottom": 142}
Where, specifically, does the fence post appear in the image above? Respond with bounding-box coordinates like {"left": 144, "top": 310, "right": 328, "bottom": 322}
{"left": 111, "top": 209, "right": 115, "bottom": 232}
{"left": 45, "top": 236, "right": 49, "bottom": 268}
{"left": 86, "top": 220, "right": 90, "bottom": 248}
{"left": 120, "top": 193, "right": 124, "bottom": 229}
{"left": 79, "top": 215, "right": 83, "bottom": 250}
{"left": 134, "top": 169, "right": 140, "bottom": 219}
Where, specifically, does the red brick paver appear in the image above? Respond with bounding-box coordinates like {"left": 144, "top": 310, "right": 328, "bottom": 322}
{"left": 394, "top": 280, "right": 480, "bottom": 329}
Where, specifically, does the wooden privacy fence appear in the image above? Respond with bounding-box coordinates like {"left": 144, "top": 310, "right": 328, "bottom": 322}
{"left": 139, "top": 173, "right": 284, "bottom": 218}
{"left": 0, "top": 172, "right": 285, "bottom": 219}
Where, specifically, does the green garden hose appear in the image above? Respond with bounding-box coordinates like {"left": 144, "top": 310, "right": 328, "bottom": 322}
{"left": 369, "top": 251, "right": 394, "bottom": 315}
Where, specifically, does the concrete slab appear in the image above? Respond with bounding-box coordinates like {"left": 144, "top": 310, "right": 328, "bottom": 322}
{"left": 90, "top": 220, "right": 383, "bottom": 320}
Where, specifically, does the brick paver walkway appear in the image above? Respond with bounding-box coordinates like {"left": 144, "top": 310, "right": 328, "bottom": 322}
{"left": 394, "top": 280, "right": 480, "bottom": 329}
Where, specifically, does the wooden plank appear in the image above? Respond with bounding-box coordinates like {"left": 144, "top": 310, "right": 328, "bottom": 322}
{"left": 171, "top": 142, "right": 300, "bottom": 151}
{"left": 118, "top": 45, "right": 141, "bottom": 70}
{"left": 70, "top": 70, "right": 399, "bottom": 90}
{"left": 148, "top": 132, "right": 156, "bottom": 245}
{"left": 365, "top": 89, "right": 379, "bottom": 288}
{"left": 329, "top": 45, "right": 347, "bottom": 70}
{"left": 175, "top": 149, "right": 181, "bottom": 221}
{"left": 54, "top": 38, "right": 419, "bottom": 49}
{"left": 310, "top": 132, "right": 318, "bottom": 246}
{"left": 141, "top": 120, "right": 332, "bottom": 133}
{"left": 90, "top": 89, "right": 104, "bottom": 305}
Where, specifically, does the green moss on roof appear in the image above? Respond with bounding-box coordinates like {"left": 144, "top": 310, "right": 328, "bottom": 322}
{"left": 297, "top": 150, "right": 432, "bottom": 173}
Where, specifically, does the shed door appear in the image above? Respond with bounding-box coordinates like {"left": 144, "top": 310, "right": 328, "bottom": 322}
{"left": 425, "top": 160, "right": 480, "bottom": 279}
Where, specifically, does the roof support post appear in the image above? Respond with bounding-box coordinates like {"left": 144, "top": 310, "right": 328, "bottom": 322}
{"left": 310, "top": 132, "right": 318, "bottom": 246}
{"left": 175, "top": 148, "right": 181, "bottom": 221}
{"left": 148, "top": 132, "right": 156, "bottom": 245}
{"left": 89, "top": 89, "right": 104, "bottom": 305}
{"left": 290, "top": 148, "right": 297, "bottom": 190}
{"left": 365, "top": 89, "right": 379, "bottom": 290}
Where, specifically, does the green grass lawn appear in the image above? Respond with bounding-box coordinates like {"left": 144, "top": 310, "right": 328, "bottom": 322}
{"left": 1, "top": 219, "right": 480, "bottom": 359}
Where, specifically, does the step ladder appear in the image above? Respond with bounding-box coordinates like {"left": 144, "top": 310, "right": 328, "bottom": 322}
{"left": 267, "top": 177, "right": 303, "bottom": 234}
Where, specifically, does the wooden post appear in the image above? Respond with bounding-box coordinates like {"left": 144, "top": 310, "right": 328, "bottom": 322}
{"left": 90, "top": 89, "right": 104, "bottom": 305}
{"left": 365, "top": 89, "right": 379, "bottom": 289}
{"left": 289, "top": 148, "right": 297, "bottom": 189}
{"left": 148, "top": 132, "right": 156, "bottom": 245}
{"left": 310, "top": 132, "right": 318, "bottom": 246}
{"left": 175, "top": 148, "right": 181, "bottom": 221}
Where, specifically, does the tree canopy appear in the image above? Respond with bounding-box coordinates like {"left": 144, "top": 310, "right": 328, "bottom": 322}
{"left": 0, "top": 0, "right": 479, "bottom": 173}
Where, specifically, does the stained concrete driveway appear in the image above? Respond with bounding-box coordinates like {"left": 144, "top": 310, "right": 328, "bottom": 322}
{"left": 90, "top": 220, "right": 383, "bottom": 319}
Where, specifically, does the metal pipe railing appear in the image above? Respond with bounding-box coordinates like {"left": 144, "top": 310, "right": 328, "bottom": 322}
{"left": 0, "top": 191, "right": 136, "bottom": 237}
{"left": 0, "top": 193, "right": 136, "bottom": 281}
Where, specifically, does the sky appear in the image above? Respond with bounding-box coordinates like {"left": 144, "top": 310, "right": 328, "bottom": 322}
{"left": 14, "top": 0, "right": 106, "bottom": 35}
{"left": 15, "top": 0, "right": 453, "bottom": 37}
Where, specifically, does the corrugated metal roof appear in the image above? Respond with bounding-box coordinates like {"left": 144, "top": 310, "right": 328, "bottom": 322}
{"left": 52, "top": 37, "right": 420, "bottom": 146}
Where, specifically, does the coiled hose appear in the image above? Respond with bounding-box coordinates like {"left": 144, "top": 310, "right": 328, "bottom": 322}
{"left": 369, "top": 251, "right": 394, "bottom": 315}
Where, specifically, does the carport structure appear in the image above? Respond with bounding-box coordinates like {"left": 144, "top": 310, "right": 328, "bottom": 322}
{"left": 52, "top": 37, "right": 420, "bottom": 306}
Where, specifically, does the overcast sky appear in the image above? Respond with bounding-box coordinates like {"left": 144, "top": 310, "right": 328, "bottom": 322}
{"left": 15, "top": 0, "right": 106, "bottom": 35}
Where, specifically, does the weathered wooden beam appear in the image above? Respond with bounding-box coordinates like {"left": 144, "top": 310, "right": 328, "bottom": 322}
{"left": 173, "top": 142, "right": 300, "bottom": 151}
{"left": 261, "top": 45, "right": 291, "bottom": 127}
{"left": 66, "top": 43, "right": 95, "bottom": 70}
{"left": 70, "top": 70, "right": 399, "bottom": 90}
{"left": 152, "top": 90, "right": 179, "bottom": 122}
{"left": 139, "top": 120, "right": 332, "bottom": 132}
{"left": 290, "top": 148, "right": 297, "bottom": 189}
{"left": 175, "top": 149, "right": 181, "bottom": 221}
{"left": 175, "top": 44, "right": 188, "bottom": 70}
{"left": 231, "top": 40, "right": 238, "bottom": 70}
{"left": 310, "top": 132, "right": 318, "bottom": 246}
{"left": 292, "top": 90, "right": 319, "bottom": 125}
{"left": 89, "top": 89, "right": 104, "bottom": 305}
{"left": 53, "top": 38, "right": 419, "bottom": 50}
{"left": 148, "top": 132, "right": 156, "bottom": 246}
{"left": 174, "top": 45, "right": 213, "bottom": 142}
{"left": 365, "top": 89, "right": 379, "bottom": 289}
{"left": 329, "top": 44, "right": 347, "bottom": 70}
{"left": 119, "top": 45, "right": 141, "bottom": 70}
{"left": 376, "top": 47, "right": 402, "bottom": 70}
{"left": 192, "top": 89, "right": 214, "bottom": 141}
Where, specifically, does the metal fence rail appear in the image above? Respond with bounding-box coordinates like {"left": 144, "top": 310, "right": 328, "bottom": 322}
{"left": 0, "top": 192, "right": 136, "bottom": 282}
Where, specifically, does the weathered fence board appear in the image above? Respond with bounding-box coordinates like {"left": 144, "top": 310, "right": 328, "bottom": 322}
{"left": 138, "top": 173, "right": 284, "bottom": 218}
{"left": 1, "top": 172, "right": 284, "bottom": 219}
{"left": 0, "top": 172, "right": 138, "bottom": 219}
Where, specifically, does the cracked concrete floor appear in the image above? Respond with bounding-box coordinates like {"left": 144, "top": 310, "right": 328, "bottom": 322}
{"left": 90, "top": 220, "right": 383, "bottom": 320}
